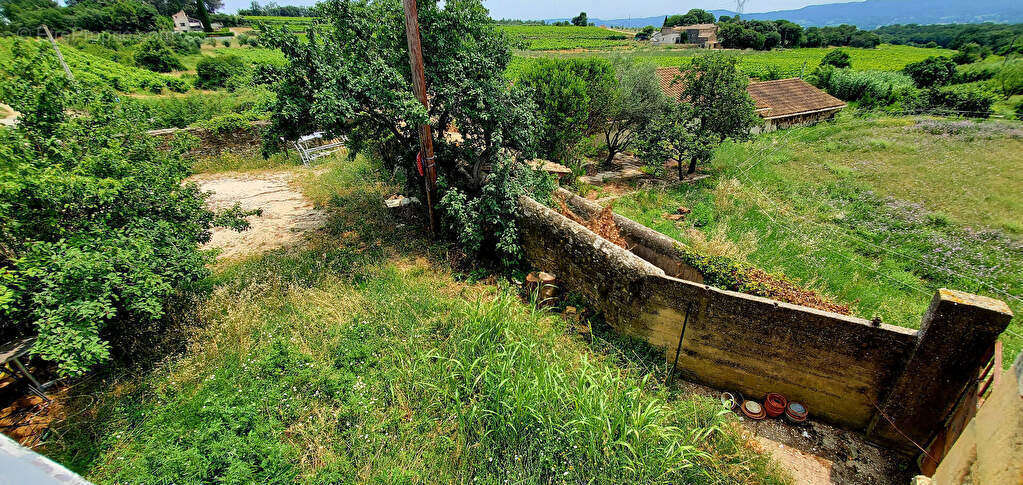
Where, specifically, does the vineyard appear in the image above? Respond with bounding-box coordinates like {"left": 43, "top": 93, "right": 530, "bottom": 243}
{"left": 499, "top": 25, "right": 633, "bottom": 51}
{"left": 241, "top": 15, "right": 315, "bottom": 32}
{"left": 0, "top": 37, "right": 188, "bottom": 94}
{"left": 513, "top": 44, "right": 956, "bottom": 77}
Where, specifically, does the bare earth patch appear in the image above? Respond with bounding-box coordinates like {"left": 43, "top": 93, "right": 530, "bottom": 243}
{"left": 190, "top": 171, "right": 327, "bottom": 259}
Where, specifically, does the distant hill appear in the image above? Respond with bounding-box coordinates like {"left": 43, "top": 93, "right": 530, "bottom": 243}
{"left": 551, "top": 0, "right": 1023, "bottom": 30}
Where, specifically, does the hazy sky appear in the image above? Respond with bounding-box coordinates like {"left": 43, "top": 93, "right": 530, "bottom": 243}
{"left": 221, "top": 0, "right": 859, "bottom": 18}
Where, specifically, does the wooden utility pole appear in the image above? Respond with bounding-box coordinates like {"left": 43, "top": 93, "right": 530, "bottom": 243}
{"left": 401, "top": 0, "right": 437, "bottom": 235}
{"left": 42, "top": 25, "right": 74, "bottom": 82}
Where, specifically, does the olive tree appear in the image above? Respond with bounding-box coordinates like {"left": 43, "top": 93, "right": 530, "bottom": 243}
{"left": 638, "top": 53, "right": 760, "bottom": 180}
{"left": 597, "top": 58, "right": 668, "bottom": 167}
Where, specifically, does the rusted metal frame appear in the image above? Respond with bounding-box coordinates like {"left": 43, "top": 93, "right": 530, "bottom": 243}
{"left": 667, "top": 302, "right": 694, "bottom": 383}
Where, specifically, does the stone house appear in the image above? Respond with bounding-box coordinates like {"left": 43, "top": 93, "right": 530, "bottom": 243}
{"left": 651, "top": 23, "right": 719, "bottom": 48}
{"left": 655, "top": 68, "right": 846, "bottom": 132}
{"left": 171, "top": 10, "right": 204, "bottom": 32}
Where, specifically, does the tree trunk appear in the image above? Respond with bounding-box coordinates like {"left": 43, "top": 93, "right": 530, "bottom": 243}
{"left": 676, "top": 157, "right": 684, "bottom": 181}
{"left": 687, "top": 156, "right": 698, "bottom": 175}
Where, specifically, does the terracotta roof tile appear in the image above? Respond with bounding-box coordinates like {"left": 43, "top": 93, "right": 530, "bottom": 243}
{"left": 654, "top": 68, "right": 845, "bottom": 120}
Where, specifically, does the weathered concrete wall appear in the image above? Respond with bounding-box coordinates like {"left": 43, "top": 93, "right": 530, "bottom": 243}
{"left": 148, "top": 121, "right": 267, "bottom": 158}
{"left": 519, "top": 191, "right": 1011, "bottom": 452}
{"left": 929, "top": 352, "right": 1023, "bottom": 485}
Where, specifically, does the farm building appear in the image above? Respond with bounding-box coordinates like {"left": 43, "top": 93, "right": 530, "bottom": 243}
{"left": 651, "top": 24, "right": 719, "bottom": 48}
{"left": 171, "top": 10, "right": 204, "bottom": 32}
{"left": 655, "top": 68, "right": 847, "bottom": 132}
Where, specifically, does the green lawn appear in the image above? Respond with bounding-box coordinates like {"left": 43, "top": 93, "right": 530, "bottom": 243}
{"left": 44, "top": 156, "right": 787, "bottom": 484}
{"left": 605, "top": 114, "right": 1022, "bottom": 364}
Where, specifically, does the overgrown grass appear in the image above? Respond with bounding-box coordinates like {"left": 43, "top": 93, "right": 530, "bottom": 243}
{"left": 191, "top": 151, "right": 302, "bottom": 174}
{"left": 612, "top": 114, "right": 1023, "bottom": 364}
{"left": 43, "top": 157, "right": 787, "bottom": 484}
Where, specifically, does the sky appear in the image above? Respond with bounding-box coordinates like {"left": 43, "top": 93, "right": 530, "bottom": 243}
{"left": 220, "top": 0, "right": 860, "bottom": 19}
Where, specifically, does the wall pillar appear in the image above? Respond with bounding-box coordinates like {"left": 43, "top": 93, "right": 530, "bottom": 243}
{"left": 870, "top": 289, "right": 1013, "bottom": 451}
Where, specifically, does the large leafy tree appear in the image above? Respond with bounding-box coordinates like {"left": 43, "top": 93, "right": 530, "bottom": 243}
{"left": 262, "top": 0, "right": 547, "bottom": 266}
{"left": 639, "top": 54, "right": 760, "bottom": 180}
{"left": 515, "top": 58, "right": 615, "bottom": 162}
{"left": 903, "top": 56, "right": 958, "bottom": 88}
{"left": 0, "top": 42, "right": 250, "bottom": 376}
{"left": 597, "top": 58, "right": 668, "bottom": 166}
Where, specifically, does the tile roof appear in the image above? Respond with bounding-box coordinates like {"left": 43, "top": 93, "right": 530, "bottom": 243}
{"left": 654, "top": 68, "right": 846, "bottom": 120}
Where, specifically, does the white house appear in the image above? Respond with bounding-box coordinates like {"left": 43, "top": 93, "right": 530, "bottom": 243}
{"left": 172, "top": 10, "right": 204, "bottom": 32}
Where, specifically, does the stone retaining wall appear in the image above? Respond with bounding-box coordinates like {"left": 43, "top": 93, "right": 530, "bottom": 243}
{"left": 148, "top": 121, "right": 267, "bottom": 158}
{"left": 518, "top": 189, "right": 1013, "bottom": 453}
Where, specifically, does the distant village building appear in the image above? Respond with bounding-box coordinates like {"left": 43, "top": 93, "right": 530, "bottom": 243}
{"left": 650, "top": 24, "right": 719, "bottom": 48}
{"left": 655, "top": 68, "right": 846, "bottom": 132}
{"left": 171, "top": 10, "right": 222, "bottom": 32}
{"left": 172, "top": 10, "right": 204, "bottom": 32}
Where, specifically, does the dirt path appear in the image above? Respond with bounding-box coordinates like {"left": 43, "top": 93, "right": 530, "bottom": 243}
{"left": 190, "top": 171, "right": 327, "bottom": 259}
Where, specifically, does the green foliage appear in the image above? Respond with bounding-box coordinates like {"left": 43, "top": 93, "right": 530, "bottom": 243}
{"left": 874, "top": 23, "right": 1023, "bottom": 54}
{"left": 635, "top": 25, "right": 656, "bottom": 41}
{"left": 133, "top": 37, "right": 184, "bottom": 73}
{"left": 993, "top": 60, "right": 1023, "bottom": 98}
{"left": 599, "top": 57, "right": 669, "bottom": 166}
{"left": 439, "top": 158, "right": 556, "bottom": 268}
{"left": 951, "top": 42, "right": 990, "bottom": 65}
{"left": 640, "top": 54, "right": 760, "bottom": 178}
{"left": 515, "top": 57, "right": 615, "bottom": 161}
{"left": 0, "top": 37, "right": 188, "bottom": 94}
{"left": 903, "top": 56, "right": 958, "bottom": 88}
{"left": 0, "top": 48, "right": 249, "bottom": 376}
{"left": 0, "top": 0, "right": 165, "bottom": 33}
{"left": 195, "top": 54, "right": 247, "bottom": 89}
{"left": 131, "top": 88, "right": 273, "bottom": 128}
{"left": 811, "top": 66, "right": 916, "bottom": 106}
{"left": 1015, "top": 101, "right": 1023, "bottom": 121}
{"left": 923, "top": 84, "right": 997, "bottom": 117}
{"left": 820, "top": 48, "right": 851, "bottom": 68}
{"left": 570, "top": 11, "right": 588, "bottom": 27}
{"left": 192, "top": 112, "right": 257, "bottom": 134}
{"left": 664, "top": 9, "right": 715, "bottom": 27}
{"left": 499, "top": 25, "right": 632, "bottom": 50}
{"left": 262, "top": 0, "right": 539, "bottom": 265}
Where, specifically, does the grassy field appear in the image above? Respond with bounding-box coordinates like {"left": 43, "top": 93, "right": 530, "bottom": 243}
{"left": 601, "top": 114, "right": 1022, "bottom": 364}
{"left": 43, "top": 155, "right": 787, "bottom": 484}
{"left": 511, "top": 44, "right": 956, "bottom": 78}
{"left": 500, "top": 25, "right": 633, "bottom": 51}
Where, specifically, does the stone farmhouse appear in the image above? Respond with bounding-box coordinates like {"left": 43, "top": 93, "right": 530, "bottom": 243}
{"left": 651, "top": 23, "right": 720, "bottom": 48}
{"left": 655, "top": 68, "right": 847, "bottom": 132}
{"left": 171, "top": 10, "right": 222, "bottom": 33}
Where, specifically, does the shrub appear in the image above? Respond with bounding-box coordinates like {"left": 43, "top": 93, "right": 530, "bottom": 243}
{"left": 193, "top": 112, "right": 258, "bottom": 134}
{"left": 0, "top": 50, "right": 251, "bottom": 376}
{"left": 515, "top": 58, "right": 615, "bottom": 161}
{"left": 812, "top": 66, "right": 916, "bottom": 106}
{"left": 222, "top": 39, "right": 233, "bottom": 48}
{"left": 1015, "top": 102, "right": 1023, "bottom": 121}
{"left": 134, "top": 37, "right": 184, "bottom": 73}
{"left": 926, "top": 84, "right": 996, "bottom": 117}
{"left": 195, "top": 55, "right": 248, "bottom": 89}
{"left": 439, "top": 157, "right": 556, "bottom": 268}
{"left": 133, "top": 88, "right": 272, "bottom": 128}
{"left": 956, "top": 62, "right": 1001, "bottom": 83}
{"left": 993, "top": 60, "right": 1023, "bottom": 98}
{"left": 820, "top": 49, "right": 851, "bottom": 69}
{"left": 903, "top": 56, "right": 957, "bottom": 88}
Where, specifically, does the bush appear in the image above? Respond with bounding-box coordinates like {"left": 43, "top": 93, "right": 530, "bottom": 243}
{"left": 0, "top": 50, "right": 251, "bottom": 376}
{"left": 820, "top": 49, "right": 851, "bottom": 69}
{"left": 812, "top": 66, "right": 916, "bottom": 106}
{"left": 133, "top": 88, "right": 273, "bottom": 128}
{"left": 515, "top": 58, "right": 615, "bottom": 161}
{"left": 193, "top": 112, "right": 257, "bottom": 134}
{"left": 956, "top": 62, "right": 1001, "bottom": 83}
{"left": 903, "top": 56, "right": 957, "bottom": 88}
{"left": 1015, "top": 102, "right": 1023, "bottom": 121}
{"left": 134, "top": 37, "right": 184, "bottom": 73}
{"left": 993, "top": 60, "right": 1023, "bottom": 98}
{"left": 925, "top": 84, "right": 996, "bottom": 117}
{"left": 195, "top": 55, "right": 248, "bottom": 89}
{"left": 952, "top": 42, "right": 989, "bottom": 65}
